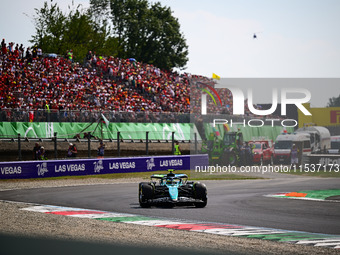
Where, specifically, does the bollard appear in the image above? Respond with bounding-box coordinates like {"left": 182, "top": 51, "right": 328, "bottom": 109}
{"left": 195, "top": 132, "right": 198, "bottom": 154}
{"left": 88, "top": 134, "right": 91, "bottom": 158}
{"left": 54, "top": 132, "right": 58, "bottom": 159}
{"left": 18, "top": 134, "right": 22, "bottom": 161}
{"left": 117, "top": 131, "right": 120, "bottom": 157}
{"left": 171, "top": 132, "right": 175, "bottom": 155}
{"left": 146, "top": 131, "right": 149, "bottom": 155}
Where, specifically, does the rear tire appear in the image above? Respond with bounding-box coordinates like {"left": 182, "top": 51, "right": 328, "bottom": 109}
{"left": 194, "top": 182, "right": 207, "bottom": 208}
{"left": 139, "top": 182, "right": 153, "bottom": 208}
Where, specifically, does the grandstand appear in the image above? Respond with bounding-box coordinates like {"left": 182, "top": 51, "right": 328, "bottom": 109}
{"left": 0, "top": 40, "right": 191, "bottom": 118}
{"left": 0, "top": 39, "right": 199, "bottom": 161}
{"left": 0, "top": 39, "right": 278, "bottom": 161}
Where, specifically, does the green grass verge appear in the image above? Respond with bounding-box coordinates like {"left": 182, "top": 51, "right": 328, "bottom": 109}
{"left": 299, "top": 189, "right": 340, "bottom": 200}
{"left": 0, "top": 170, "right": 261, "bottom": 182}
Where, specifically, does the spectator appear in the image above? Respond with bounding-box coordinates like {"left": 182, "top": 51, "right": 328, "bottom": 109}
{"left": 290, "top": 144, "right": 299, "bottom": 167}
{"left": 37, "top": 47, "right": 42, "bottom": 58}
{"left": 83, "top": 132, "right": 92, "bottom": 139}
{"left": 33, "top": 143, "right": 41, "bottom": 160}
{"left": 73, "top": 133, "right": 81, "bottom": 141}
{"left": 67, "top": 143, "right": 78, "bottom": 157}
{"left": 174, "top": 141, "right": 181, "bottom": 155}
{"left": 67, "top": 49, "right": 73, "bottom": 63}
{"left": 239, "top": 142, "right": 246, "bottom": 166}
{"left": 25, "top": 47, "right": 32, "bottom": 59}
{"left": 85, "top": 50, "right": 92, "bottom": 63}
{"left": 244, "top": 142, "right": 253, "bottom": 166}
{"left": 97, "top": 141, "right": 105, "bottom": 157}
{"left": 19, "top": 44, "right": 25, "bottom": 59}
{"left": 1, "top": 39, "right": 6, "bottom": 55}
{"left": 37, "top": 146, "right": 47, "bottom": 160}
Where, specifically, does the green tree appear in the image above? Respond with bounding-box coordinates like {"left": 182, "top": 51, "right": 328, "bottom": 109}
{"left": 142, "top": 2, "right": 188, "bottom": 69}
{"left": 30, "top": 0, "right": 118, "bottom": 61}
{"left": 30, "top": 1, "right": 67, "bottom": 54}
{"left": 327, "top": 94, "right": 340, "bottom": 107}
{"left": 89, "top": 0, "right": 188, "bottom": 70}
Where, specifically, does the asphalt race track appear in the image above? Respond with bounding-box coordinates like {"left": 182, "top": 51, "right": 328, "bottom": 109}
{"left": 1, "top": 175, "right": 339, "bottom": 235}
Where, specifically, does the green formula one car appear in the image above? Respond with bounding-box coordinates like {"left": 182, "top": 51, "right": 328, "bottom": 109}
{"left": 138, "top": 170, "right": 207, "bottom": 208}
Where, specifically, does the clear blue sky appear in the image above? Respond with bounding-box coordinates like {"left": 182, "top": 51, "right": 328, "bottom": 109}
{"left": 2, "top": 0, "right": 340, "bottom": 81}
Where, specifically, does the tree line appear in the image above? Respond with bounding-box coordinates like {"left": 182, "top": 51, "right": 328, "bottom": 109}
{"left": 30, "top": 0, "right": 188, "bottom": 70}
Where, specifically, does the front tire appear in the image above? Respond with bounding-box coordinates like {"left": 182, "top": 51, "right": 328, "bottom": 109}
{"left": 139, "top": 182, "right": 153, "bottom": 208}
{"left": 194, "top": 182, "right": 207, "bottom": 208}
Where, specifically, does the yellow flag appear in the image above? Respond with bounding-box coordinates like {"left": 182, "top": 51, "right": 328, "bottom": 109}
{"left": 212, "top": 73, "right": 220, "bottom": 80}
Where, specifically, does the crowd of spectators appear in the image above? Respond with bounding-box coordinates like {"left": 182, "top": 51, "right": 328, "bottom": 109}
{"left": 0, "top": 39, "right": 191, "bottom": 122}
{"left": 1, "top": 38, "right": 275, "bottom": 123}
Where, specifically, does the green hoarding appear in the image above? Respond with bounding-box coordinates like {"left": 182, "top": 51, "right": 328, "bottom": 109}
{"left": 0, "top": 122, "right": 195, "bottom": 141}
{"left": 0, "top": 122, "right": 293, "bottom": 142}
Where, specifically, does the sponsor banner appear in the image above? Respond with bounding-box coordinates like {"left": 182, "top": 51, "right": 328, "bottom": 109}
{"left": 298, "top": 104, "right": 340, "bottom": 128}
{"left": 0, "top": 154, "right": 208, "bottom": 179}
{"left": 308, "top": 154, "right": 340, "bottom": 169}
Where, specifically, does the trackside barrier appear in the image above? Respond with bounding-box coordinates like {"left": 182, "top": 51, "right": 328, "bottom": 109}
{"left": 0, "top": 154, "right": 209, "bottom": 179}
{"left": 306, "top": 154, "right": 340, "bottom": 170}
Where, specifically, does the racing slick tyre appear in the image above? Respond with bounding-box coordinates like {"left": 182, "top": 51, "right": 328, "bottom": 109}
{"left": 139, "top": 182, "right": 153, "bottom": 208}
{"left": 193, "top": 182, "right": 207, "bottom": 208}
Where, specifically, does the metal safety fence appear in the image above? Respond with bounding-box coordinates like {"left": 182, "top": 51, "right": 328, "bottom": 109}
{"left": 0, "top": 109, "right": 190, "bottom": 123}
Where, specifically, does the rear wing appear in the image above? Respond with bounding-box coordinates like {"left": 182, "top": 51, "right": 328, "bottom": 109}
{"left": 150, "top": 173, "right": 188, "bottom": 179}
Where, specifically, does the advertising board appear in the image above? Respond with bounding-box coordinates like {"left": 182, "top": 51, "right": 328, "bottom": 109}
{"left": 0, "top": 154, "right": 208, "bottom": 179}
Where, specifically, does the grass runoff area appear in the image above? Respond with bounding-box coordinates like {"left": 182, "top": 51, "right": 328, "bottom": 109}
{"left": 0, "top": 170, "right": 262, "bottom": 182}
{"left": 276, "top": 189, "right": 340, "bottom": 201}
{"left": 292, "top": 189, "right": 340, "bottom": 200}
